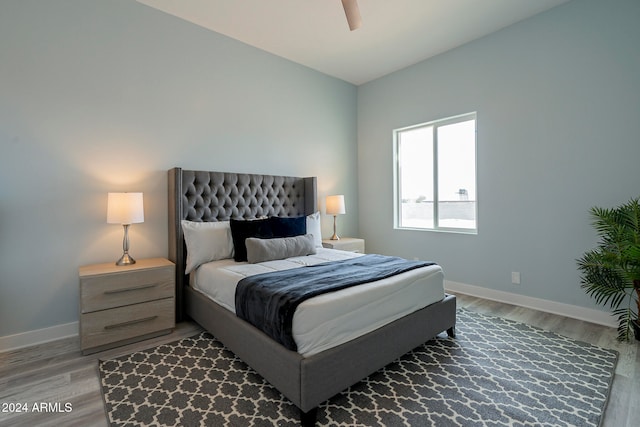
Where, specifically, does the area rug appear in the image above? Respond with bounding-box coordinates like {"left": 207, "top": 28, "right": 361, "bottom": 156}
{"left": 99, "top": 309, "right": 618, "bottom": 426}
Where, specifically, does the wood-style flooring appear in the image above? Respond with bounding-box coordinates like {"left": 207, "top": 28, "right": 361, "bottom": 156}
{"left": 0, "top": 293, "right": 638, "bottom": 426}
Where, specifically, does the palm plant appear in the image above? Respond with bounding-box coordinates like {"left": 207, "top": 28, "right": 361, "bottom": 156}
{"left": 577, "top": 197, "right": 640, "bottom": 341}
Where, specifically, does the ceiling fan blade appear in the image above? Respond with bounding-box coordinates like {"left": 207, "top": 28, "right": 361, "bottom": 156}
{"left": 342, "top": 0, "right": 362, "bottom": 31}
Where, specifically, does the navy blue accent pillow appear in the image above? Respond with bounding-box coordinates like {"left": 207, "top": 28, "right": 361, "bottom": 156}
{"left": 230, "top": 218, "right": 273, "bottom": 262}
{"left": 269, "top": 216, "right": 306, "bottom": 238}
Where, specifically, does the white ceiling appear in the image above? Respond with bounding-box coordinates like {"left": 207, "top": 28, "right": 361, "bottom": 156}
{"left": 136, "top": 0, "right": 570, "bottom": 85}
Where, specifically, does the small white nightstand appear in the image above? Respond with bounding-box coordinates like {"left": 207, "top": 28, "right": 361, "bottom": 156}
{"left": 79, "top": 258, "right": 175, "bottom": 355}
{"left": 322, "top": 237, "right": 365, "bottom": 253}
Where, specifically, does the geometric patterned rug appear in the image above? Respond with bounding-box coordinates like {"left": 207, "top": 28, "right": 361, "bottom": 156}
{"left": 99, "top": 309, "right": 618, "bottom": 426}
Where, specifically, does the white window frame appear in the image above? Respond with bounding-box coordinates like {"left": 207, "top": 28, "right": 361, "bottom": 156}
{"left": 393, "top": 112, "right": 478, "bottom": 234}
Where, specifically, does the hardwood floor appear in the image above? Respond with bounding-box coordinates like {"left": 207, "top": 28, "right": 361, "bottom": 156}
{"left": 0, "top": 294, "right": 637, "bottom": 426}
{"left": 0, "top": 322, "right": 204, "bottom": 427}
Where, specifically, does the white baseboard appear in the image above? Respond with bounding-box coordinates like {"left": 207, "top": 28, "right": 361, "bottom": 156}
{"left": 445, "top": 280, "right": 618, "bottom": 328}
{"left": 0, "top": 322, "right": 79, "bottom": 352}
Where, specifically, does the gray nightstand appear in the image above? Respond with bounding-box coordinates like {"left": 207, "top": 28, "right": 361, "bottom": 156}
{"left": 79, "top": 258, "right": 175, "bottom": 354}
{"left": 322, "top": 237, "right": 365, "bottom": 253}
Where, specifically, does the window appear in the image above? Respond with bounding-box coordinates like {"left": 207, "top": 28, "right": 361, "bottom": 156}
{"left": 394, "top": 112, "right": 477, "bottom": 233}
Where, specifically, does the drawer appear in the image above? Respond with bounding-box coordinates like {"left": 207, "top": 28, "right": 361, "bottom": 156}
{"left": 80, "top": 266, "right": 174, "bottom": 313}
{"left": 80, "top": 297, "right": 174, "bottom": 351}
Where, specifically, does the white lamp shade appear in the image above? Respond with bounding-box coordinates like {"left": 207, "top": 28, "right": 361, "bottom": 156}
{"left": 107, "top": 192, "right": 144, "bottom": 225}
{"left": 326, "top": 195, "right": 346, "bottom": 215}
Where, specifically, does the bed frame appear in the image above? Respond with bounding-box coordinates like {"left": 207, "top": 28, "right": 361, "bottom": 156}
{"left": 168, "top": 167, "right": 456, "bottom": 425}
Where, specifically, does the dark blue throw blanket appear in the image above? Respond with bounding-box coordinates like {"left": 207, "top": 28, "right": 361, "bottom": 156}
{"left": 235, "top": 254, "right": 436, "bottom": 351}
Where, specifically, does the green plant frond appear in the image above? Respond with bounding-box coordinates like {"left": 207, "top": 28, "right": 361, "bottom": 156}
{"left": 578, "top": 253, "right": 628, "bottom": 289}
{"left": 616, "top": 321, "right": 631, "bottom": 342}
{"left": 611, "top": 265, "right": 639, "bottom": 285}
{"left": 591, "top": 198, "right": 640, "bottom": 240}
{"left": 624, "top": 244, "right": 640, "bottom": 261}
{"left": 579, "top": 270, "right": 625, "bottom": 292}
{"left": 578, "top": 252, "right": 640, "bottom": 287}
{"left": 619, "top": 197, "right": 640, "bottom": 235}
{"left": 612, "top": 307, "right": 634, "bottom": 341}
{"left": 577, "top": 249, "right": 620, "bottom": 269}
{"left": 580, "top": 244, "right": 639, "bottom": 269}
{"left": 580, "top": 271, "right": 625, "bottom": 291}
{"left": 580, "top": 197, "right": 640, "bottom": 342}
{"left": 582, "top": 285, "right": 628, "bottom": 308}
{"left": 610, "top": 292, "right": 630, "bottom": 310}
{"left": 591, "top": 207, "right": 622, "bottom": 237}
{"left": 580, "top": 273, "right": 628, "bottom": 306}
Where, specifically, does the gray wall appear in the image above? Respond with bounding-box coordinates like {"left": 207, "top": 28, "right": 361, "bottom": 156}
{"left": 0, "top": 0, "right": 357, "bottom": 337}
{"left": 357, "top": 0, "right": 640, "bottom": 311}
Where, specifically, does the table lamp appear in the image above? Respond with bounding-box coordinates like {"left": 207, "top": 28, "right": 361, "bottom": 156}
{"left": 326, "top": 195, "right": 346, "bottom": 240}
{"left": 107, "top": 192, "right": 144, "bottom": 266}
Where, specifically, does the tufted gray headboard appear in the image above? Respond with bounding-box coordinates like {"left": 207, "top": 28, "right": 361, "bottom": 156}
{"left": 168, "top": 167, "right": 318, "bottom": 321}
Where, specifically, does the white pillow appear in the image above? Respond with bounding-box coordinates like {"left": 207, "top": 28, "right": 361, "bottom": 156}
{"left": 306, "top": 211, "right": 323, "bottom": 248}
{"left": 181, "top": 220, "right": 234, "bottom": 274}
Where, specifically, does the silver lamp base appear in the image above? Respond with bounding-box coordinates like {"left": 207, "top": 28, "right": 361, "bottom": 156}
{"left": 116, "top": 252, "right": 136, "bottom": 266}
{"left": 330, "top": 215, "right": 340, "bottom": 240}
{"left": 115, "top": 224, "right": 136, "bottom": 266}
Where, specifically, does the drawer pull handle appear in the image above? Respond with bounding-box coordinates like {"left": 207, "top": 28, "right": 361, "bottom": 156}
{"left": 104, "top": 284, "right": 157, "bottom": 295}
{"left": 104, "top": 316, "right": 158, "bottom": 330}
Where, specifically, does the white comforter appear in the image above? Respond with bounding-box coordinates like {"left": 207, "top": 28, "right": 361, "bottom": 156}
{"left": 192, "top": 248, "right": 444, "bottom": 356}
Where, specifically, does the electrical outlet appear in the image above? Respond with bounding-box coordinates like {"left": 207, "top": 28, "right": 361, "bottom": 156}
{"left": 511, "top": 272, "right": 521, "bottom": 285}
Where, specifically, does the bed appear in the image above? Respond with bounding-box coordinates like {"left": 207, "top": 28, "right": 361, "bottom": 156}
{"left": 168, "top": 167, "right": 456, "bottom": 425}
